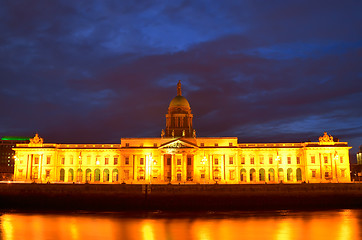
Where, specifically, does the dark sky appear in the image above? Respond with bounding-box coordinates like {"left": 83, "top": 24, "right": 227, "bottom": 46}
{"left": 1, "top": 1, "right": 362, "bottom": 154}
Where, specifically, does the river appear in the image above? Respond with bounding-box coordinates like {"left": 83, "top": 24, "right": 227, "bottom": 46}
{"left": 1, "top": 209, "right": 361, "bottom": 240}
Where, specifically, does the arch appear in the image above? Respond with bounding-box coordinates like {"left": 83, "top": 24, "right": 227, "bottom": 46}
{"left": 103, "top": 169, "right": 110, "bottom": 182}
{"left": 259, "top": 168, "right": 265, "bottom": 181}
{"left": 250, "top": 168, "right": 256, "bottom": 182}
{"left": 76, "top": 169, "right": 82, "bottom": 182}
{"left": 59, "top": 168, "right": 65, "bottom": 182}
{"left": 86, "top": 168, "right": 92, "bottom": 182}
{"left": 278, "top": 168, "right": 284, "bottom": 182}
{"left": 287, "top": 168, "right": 293, "bottom": 181}
{"left": 296, "top": 168, "right": 302, "bottom": 181}
{"left": 68, "top": 169, "right": 74, "bottom": 182}
{"left": 240, "top": 168, "right": 246, "bottom": 182}
{"left": 94, "top": 169, "right": 101, "bottom": 182}
{"left": 268, "top": 168, "right": 275, "bottom": 182}
{"left": 112, "top": 169, "right": 119, "bottom": 182}
{"left": 213, "top": 169, "right": 220, "bottom": 181}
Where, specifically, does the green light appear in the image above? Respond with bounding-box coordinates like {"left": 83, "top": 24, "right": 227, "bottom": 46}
{"left": 1, "top": 136, "right": 30, "bottom": 141}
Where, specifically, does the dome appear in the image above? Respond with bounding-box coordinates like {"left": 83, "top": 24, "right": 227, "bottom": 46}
{"left": 169, "top": 96, "right": 190, "bottom": 108}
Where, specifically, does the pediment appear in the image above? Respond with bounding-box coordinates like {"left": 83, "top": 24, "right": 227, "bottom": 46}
{"left": 159, "top": 139, "right": 198, "bottom": 149}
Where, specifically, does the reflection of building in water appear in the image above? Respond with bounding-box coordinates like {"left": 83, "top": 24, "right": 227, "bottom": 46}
{"left": 13, "top": 81, "right": 351, "bottom": 183}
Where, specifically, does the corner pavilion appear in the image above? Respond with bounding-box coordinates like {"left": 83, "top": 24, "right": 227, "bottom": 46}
{"left": 13, "top": 81, "right": 351, "bottom": 183}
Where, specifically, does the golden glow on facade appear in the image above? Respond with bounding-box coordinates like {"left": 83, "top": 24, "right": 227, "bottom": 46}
{"left": 13, "top": 82, "right": 351, "bottom": 184}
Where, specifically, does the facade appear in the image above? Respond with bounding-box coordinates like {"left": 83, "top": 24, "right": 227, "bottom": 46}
{"left": 13, "top": 81, "right": 351, "bottom": 184}
{"left": 0, "top": 137, "right": 29, "bottom": 180}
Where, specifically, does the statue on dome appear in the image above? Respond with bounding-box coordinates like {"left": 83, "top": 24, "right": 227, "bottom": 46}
{"left": 30, "top": 133, "right": 43, "bottom": 144}
{"left": 177, "top": 80, "right": 182, "bottom": 96}
{"left": 172, "top": 130, "right": 175, "bottom": 138}
{"left": 319, "top": 132, "right": 334, "bottom": 143}
{"left": 193, "top": 129, "right": 196, "bottom": 138}
{"left": 161, "top": 129, "right": 165, "bottom": 138}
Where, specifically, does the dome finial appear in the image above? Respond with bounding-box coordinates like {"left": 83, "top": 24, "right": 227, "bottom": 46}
{"left": 177, "top": 80, "right": 182, "bottom": 96}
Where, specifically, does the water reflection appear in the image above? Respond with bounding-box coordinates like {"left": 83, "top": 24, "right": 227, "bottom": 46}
{"left": 1, "top": 210, "right": 362, "bottom": 240}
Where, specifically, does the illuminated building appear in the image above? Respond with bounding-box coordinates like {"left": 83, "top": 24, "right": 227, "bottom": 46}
{"left": 13, "top": 81, "right": 351, "bottom": 183}
{"left": 0, "top": 136, "right": 30, "bottom": 180}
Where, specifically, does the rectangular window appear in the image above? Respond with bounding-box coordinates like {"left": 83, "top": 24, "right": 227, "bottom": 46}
{"left": 259, "top": 156, "right": 264, "bottom": 164}
{"left": 214, "top": 158, "right": 219, "bottom": 165}
{"left": 125, "top": 143, "right": 129, "bottom": 147}
{"left": 46, "top": 156, "right": 51, "bottom": 165}
{"left": 229, "top": 157, "right": 233, "bottom": 165}
{"left": 167, "top": 171, "right": 171, "bottom": 179}
{"left": 46, "top": 170, "right": 50, "bottom": 178}
{"left": 341, "top": 169, "right": 345, "bottom": 177}
{"left": 230, "top": 170, "right": 235, "bottom": 180}
{"left": 325, "top": 172, "right": 329, "bottom": 178}
{"left": 105, "top": 157, "right": 109, "bottom": 165}
{"left": 324, "top": 156, "right": 328, "bottom": 164}
{"left": 229, "top": 143, "right": 233, "bottom": 147}
{"left": 70, "top": 156, "right": 73, "bottom": 165}
{"left": 250, "top": 157, "right": 254, "bottom": 165}
{"left": 200, "top": 143, "right": 204, "bottom": 147}
{"left": 187, "top": 157, "right": 192, "bottom": 165}
{"left": 177, "top": 158, "right": 181, "bottom": 165}
{"left": 340, "top": 156, "right": 344, "bottom": 164}
{"left": 153, "top": 143, "right": 157, "bottom": 147}
{"left": 34, "top": 157, "right": 39, "bottom": 165}
{"left": 124, "top": 170, "right": 129, "bottom": 180}
{"left": 167, "top": 157, "right": 171, "bottom": 165}
{"left": 312, "top": 170, "right": 316, "bottom": 178}
{"left": 113, "top": 157, "right": 118, "bottom": 165}
{"left": 241, "top": 156, "right": 245, "bottom": 164}
{"left": 61, "top": 157, "right": 65, "bottom": 165}
{"left": 201, "top": 173, "right": 205, "bottom": 179}
{"left": 269, "top": 157, "right": 273, "bottom": 164}
{"left": 297, "top": 157, "right": 301, "bottom": 164}
{"left": 214, "top": 143, "right": 218, "bottom": 147}
{"left": 311, "top": 156, "right": 315, "bottom": 164}
{"left": 124, "top": 157, "right": 128, "bottom": 165}
{"left": 287, "top": 157, "right": 291, "bottom": 164}
{"left": 140, "top": 158, "right": 144, "bottom": 165}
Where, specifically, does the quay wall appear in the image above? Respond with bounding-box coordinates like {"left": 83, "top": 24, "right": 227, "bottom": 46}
{"left": 1, "top": 183, "right": 362, "bottom": 211}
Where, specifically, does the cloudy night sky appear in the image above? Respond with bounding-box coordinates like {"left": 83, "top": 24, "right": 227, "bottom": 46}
{"left": 1, "top": 1, "right": 362, "bottom": 157}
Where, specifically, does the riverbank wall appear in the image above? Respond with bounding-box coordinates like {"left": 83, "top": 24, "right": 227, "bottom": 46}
{"left": 1, "top": 183, "right": 362, "bottom": 211}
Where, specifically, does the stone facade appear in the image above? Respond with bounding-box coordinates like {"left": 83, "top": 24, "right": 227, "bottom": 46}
{"left": 13, "top": 82, "right": 351, "bottom": 184}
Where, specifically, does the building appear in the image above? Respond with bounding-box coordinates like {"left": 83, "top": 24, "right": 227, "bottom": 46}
{"left": 0, "top": 136, "right": 30, "bottom": 180}
{"left": 13, "top": 81, "right": 351, "bottom": 183}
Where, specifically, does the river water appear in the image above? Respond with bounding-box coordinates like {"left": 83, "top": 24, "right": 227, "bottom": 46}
{"left": 1, "top": 209, "right": 361, "bottom": 240}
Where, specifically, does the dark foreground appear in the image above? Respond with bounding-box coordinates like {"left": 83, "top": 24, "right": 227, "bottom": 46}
{"left": 1, "top": 183, "right": 362, "bottom": 211}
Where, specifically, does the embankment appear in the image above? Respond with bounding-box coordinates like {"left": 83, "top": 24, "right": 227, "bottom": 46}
{"left": 1, "top": 183, "right": 362, "bottom": 211}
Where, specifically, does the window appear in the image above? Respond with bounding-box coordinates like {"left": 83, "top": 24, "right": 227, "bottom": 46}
{"left": 34, "top": 157, "right": 39, "bottom": 165}
{"left": 46, "top": 170, "right": 50, "bottom": 178}
{"left": 114, "top": 157, "right": 119, "bottom": 165}
{"left": 105, "top": 157, "right": 109, "bottom": 165}
{"left": 325, "top": 172, "right": 329, "bottom": 178}
{"left": 229, "top": 143, "right": 233, "bottom": 147}
{"left": 312, "top": 170, "right": 316, "bottom": 178}
{"left": 269, "top": 157, "right": 273, "bottom": 164}
{"left": 201, "top": 173, "right": 205, "bottom": 179}
{"left": 241, "top": 156, "right": 245, "bottom": 164}
{"left": 214, "top": 158, "right": 219, "bottom": 165}
{"left": 200, "top": 143, "right": 204, "bottom": 147}
{"left": 287, "top": 157, "right": 291, "bottom": 164}
{"left": 46, "top": 156, "right": 51, "bottom": 165}
{"left": 250, "top": 157, "right": 254, "bottom": 165}
{"left": 61, "top": 157, "right": 65, "bottom": 165}
{"left": 18, "top": 169, "right": 23, "bottom": 178}
{"left": 229, "top": 157, "right": 233, "bottom": 165}
{"left": 230, "top": 170, "right": 235, "bottom": 180}
{"left": 125, "top": 143, "right": 129, "bottom": 147}
{"left": 340, "top": 156, "right": 344, "bottom": 164}
{"left": 187, "top": 157, "right": 192, "bottom": 165}
{"left": 124, "top": 170, "right": 129, "bottom": 180}
{"left": 154, "top": 143, "right": 157, "bottom": 147}
{"left": 311, "top": 156, "right": 315, "bottom": 164}
{"left": 124, "top": 157, "right": 128, "bottom": 165}
{"left": 341, "top": 169, "right": 345, "bottom": 177}
{"left": 140, "top": 158, "right": 144, "bottom": 165}
{"left": 177, "top": 158, "right": 181, "bottom": 165}
{"left": 70, "top": 156, "right": 73, "bottom": 165}
{"left": 297, "top": 157, "right": 301, "bottom": 164}
{"left": 214, "top": 143, "right": 218, "bottom": 147}
{"left": 324, "top": 156, "right": 328, "bottom": 164}
{"left": 167, "top": 157, "right": 171, "bottom": 165}
{"left": 259, "top": 156, "right": 264, "bottom": 164}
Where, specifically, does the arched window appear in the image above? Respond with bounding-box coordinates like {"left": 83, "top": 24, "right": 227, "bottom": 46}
{"left": 94, "top": 169, "right": 101, "bottom": 182}
{"left": 86, "top": 169, "right": 92, "bottom": 182}
{"left": 240, "top": 168, "right": 246, "bottom": 182}
{"left": 250, "top": 168, "right": 256, "bottom": 182}
{"left": 278, "top": 168, "right": 284, "bottom": 182}
{"left": 268, "top": 168, "right": 275, "bottom": 182}
{"left": 296, "top": 168, "right": 302, "bottom": 181}
{"left": 103, "top": 169, "right": 110, "bottom": 182}
{"left": 259, "top": 168, "right": 265, "bottom": 181}
{"left": 68, "top": 169, "right": 74, "bottom": 182}
{"left": 77, "top": 169, "right": 82, "bottom": 182}
{"left": 287, "top": 168, "right": 293, "bottom": 181}
{"left": 59, "top": 168, "right": 65, "bottom": 182}
{"left": 112, "top": 169, "right": 118, "bottom": 182}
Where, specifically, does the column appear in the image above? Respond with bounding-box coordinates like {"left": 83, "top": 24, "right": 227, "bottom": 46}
{"left": 182, "top": 154, "right": 187, "bottom": 182}
{"left": 161, "top": 154, "right": 164, "bottom": 181}
{"left": 171, "top": 154, "right": 175, "bottom": 182}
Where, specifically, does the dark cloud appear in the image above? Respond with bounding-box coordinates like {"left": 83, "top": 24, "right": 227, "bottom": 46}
{"left": 0, "top": 0, "right": 362, "bottom": 156}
